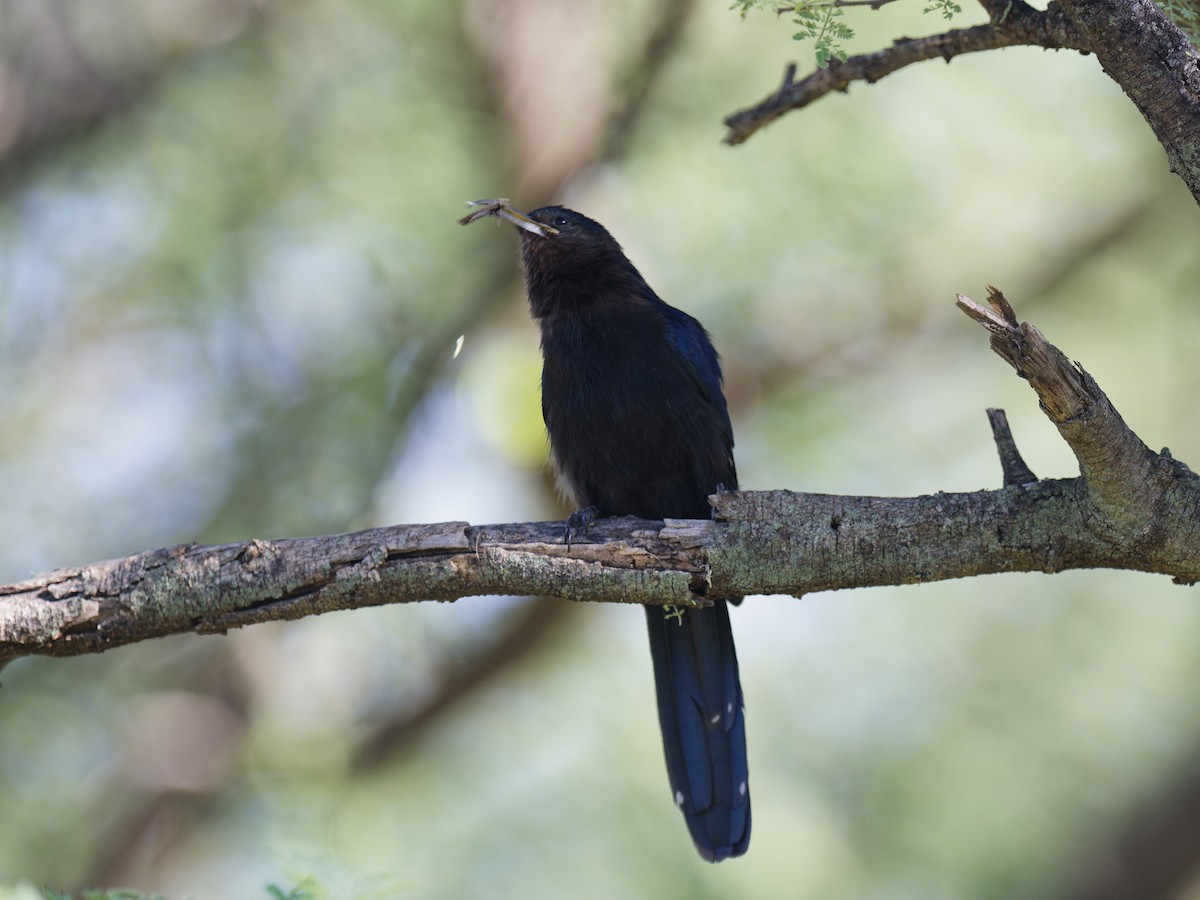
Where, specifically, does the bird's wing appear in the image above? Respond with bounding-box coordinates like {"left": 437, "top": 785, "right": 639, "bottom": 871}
{"left": 664, "top": 307, "right": 733, "bottom": 433}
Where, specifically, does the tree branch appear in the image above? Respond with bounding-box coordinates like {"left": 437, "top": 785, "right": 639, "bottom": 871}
{"left": 724, "top": 0, "right": 1200, "bottom": 204}
{"left": 4, "top": 291, "right": 1198, "bottom": 664}
{"left": 986, "top": 408, "right": 1038, "bottom": 487}
{"left": 723, "top": 1, "right": 1089, "bottom": 144}
{"left": 957, "top": 287, "right": 1180, "bottom": 543}
{"left": 1055, "top": 0, "right": 1200, "bottom": 205}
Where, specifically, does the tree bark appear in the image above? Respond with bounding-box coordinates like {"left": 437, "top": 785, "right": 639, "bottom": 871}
{"left": 1058, "top": 0, "right": 1200, "bottom": 204}
{"left": 4, "top": 291, "right": 1199, "bottom": 664}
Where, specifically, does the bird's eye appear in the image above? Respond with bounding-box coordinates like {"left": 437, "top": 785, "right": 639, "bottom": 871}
{"left": 554, "top": 216, "right": 569, "bottom": 227}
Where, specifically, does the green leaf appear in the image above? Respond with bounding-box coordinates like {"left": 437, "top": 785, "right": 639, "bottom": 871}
{"left": 923, "top": 0, "right": 963, "bottom": 20}
{"left": 787, "top": 2, "right": 854, "bottom": 68}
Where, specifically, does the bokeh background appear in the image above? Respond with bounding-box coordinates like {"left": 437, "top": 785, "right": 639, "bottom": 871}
{"left": 1, "top": 0, "right": 1198, "bottom": 897}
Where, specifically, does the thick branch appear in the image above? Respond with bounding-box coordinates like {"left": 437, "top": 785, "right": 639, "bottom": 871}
{"left": 1056, "top": 0, "right": 1200, "bottom": 205}
{"left": 4, "top": 291, "right": 1198, "bottom": 663}
{"left": 723, "top": 1, "right": 1088, "bottom": 144}
{"left": 0, "top": 519, "right": 711, "bottom": 663}
{"left": 3, "top": 482, "right": 1199, "bottom": 663}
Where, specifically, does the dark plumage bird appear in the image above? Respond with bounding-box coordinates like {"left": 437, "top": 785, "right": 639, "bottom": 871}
{"left": 464, "top": 200, "right": 750, "bottom": 861}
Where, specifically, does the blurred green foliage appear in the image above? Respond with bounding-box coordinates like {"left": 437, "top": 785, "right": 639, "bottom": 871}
{"left": 1, "top": 0, "right": 1199, "bottom": 898}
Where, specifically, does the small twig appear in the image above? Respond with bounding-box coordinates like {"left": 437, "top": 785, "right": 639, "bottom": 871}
{"left": 987, "top": 408, "right": 1038, "bottom": 486}
{"left": 780, "top": 62, "right": 798, "bottom": 89}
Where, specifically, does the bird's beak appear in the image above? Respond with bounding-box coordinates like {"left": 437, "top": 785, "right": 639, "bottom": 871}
{"left": 458, "top": 199, "right": 559, "bottom": 237}
{"left": 497, "top": 205, "right": 559, "bottom": 238}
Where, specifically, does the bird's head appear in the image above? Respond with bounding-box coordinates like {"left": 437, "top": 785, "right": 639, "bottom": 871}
{"left": 515, "top": 206, "right": 625, "bottom": 272}
{"left": 459, "top": 199, "right": 643, "bottom": 316}
{"left": 459, "top": 199, "right": 621, "bottom": 266}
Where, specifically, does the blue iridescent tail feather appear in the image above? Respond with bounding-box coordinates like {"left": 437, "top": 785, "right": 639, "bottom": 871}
{"left": 646, "top": 601, "right": 750, "bottom": 861}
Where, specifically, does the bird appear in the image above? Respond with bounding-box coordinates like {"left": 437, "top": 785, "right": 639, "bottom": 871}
{"left": 462, "top": 200, "right": 750, "bottom": 861}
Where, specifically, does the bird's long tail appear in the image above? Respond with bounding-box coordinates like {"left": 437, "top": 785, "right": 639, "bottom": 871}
{"left": 645, "top": 600, "right": 750, "bottom": 861}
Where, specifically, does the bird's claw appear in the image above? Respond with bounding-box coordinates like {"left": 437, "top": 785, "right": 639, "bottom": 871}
{"left": 564, "top": 506, "right": 599, "bottom": 548}
{"left": 711, "top": 483, "right": 729, "bottom": 520}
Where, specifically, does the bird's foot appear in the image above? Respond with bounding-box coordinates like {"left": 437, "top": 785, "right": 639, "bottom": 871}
{"left": 711, "top": 483, "right": 730, "bottom": 520}
{"left": 564, "top": 506, "right": 599, "bottom": 548}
